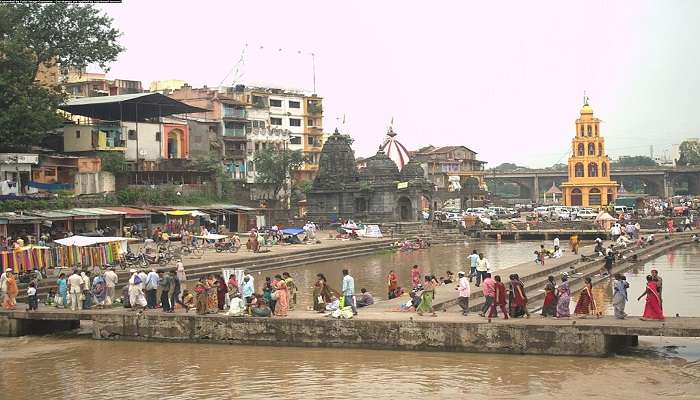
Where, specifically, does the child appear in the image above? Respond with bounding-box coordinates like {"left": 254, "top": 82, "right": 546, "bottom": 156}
{"left": 45, "top": 288, "right": 56, "bottom": 306}
{"left": 27, "top": 282, "right": 38, "bottom": 311}
{"left": 182, "top": 289, "right": 195, "bottom": 312}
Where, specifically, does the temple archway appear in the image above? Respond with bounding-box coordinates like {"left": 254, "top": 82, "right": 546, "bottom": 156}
{"left": 589, "top": 188, "right": 601, "bottom": 206}
{"left": 571, "top": 188, "right": 582, "bottom": 206}
{"left": 398, "top": 197, "right": 413, "bottom": 221}
{"left": 167, "top": 129, "right": 184, "bottom": 159}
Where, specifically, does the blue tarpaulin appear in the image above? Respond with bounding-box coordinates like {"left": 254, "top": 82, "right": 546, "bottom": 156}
{"left": 281, "top": 227, "right": 304, "bottom": 235}
{"left": 27, "top": 181, "right": 74, "bottom": 191}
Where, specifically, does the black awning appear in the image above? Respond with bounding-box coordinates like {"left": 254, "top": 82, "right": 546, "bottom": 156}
{"left": 59, "top": 93, "right": 209, "bottom": 121}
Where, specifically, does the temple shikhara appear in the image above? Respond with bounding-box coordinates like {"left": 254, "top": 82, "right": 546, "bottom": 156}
{"left": 561, "top": 98, "right": 619, "bottom": 207}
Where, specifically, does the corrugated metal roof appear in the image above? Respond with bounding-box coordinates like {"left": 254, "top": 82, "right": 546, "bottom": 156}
{"left": 0, "top": 212, "right": 42, "bottom": 222}
{"left": 102, "top": 206, "right": 152, "bottom": 215}
{"left": 26, "top": 210, "right": 74, "bottom": 219}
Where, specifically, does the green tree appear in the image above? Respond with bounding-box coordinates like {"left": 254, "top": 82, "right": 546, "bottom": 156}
{"left": 97, "top": 152, "right": 127, "bottom": 174}
{"left": 0, "top": 3, "right": 123, "bottom": 151}
{"left": 614, "top": 155, "right": 658, "bottom": 167}
{"left": 677, "top": 140, "right": 700, "bottom": 166}
{"left": 253, "top": 148, "right": 305, "bottom": 203}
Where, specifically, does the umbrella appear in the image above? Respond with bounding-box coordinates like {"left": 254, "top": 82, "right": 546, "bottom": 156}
{"left": 595, "top": 212, "right": 616, "bottom": 222}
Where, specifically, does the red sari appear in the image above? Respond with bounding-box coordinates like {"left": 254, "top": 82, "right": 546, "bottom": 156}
{"left": 574, "top": 284, "right": 597, "bottom": 315}
{"left": 642, "top": 281, "right": 664, "bottom": 320}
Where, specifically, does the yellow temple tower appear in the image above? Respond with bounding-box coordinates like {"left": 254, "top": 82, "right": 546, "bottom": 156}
{"left": 561, "top": 98, "right": 618, "bottom": 208}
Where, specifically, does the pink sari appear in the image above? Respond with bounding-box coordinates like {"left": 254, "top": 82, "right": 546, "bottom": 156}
{"left": 642, "top": 281, "right": 664, "bottom": 320}
{"left": 274, "top": 280, "right": 289, "bottom": 316}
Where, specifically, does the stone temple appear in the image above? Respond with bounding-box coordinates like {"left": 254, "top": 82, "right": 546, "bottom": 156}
{"left": 307, "top": 129, "right": 433, "bottom": 223}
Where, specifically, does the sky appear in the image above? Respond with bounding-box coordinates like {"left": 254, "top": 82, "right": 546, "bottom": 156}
{"left": 96, "top": 0, "right": 700, "bottom": 168}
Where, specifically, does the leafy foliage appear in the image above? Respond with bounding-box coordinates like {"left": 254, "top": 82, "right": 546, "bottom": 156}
{"left": 97, "top": 152, "right": 128, "bottom": 174}
{"left": 253, "top": 148, "right": 305, "bottom": 200}
{"left": 677, "top": 140, "right": 700, "bottom": 166}
{"left": 614, "top": 155, "right": 658, "bottom": 168}
{"left": 0, "top": 3, "right": 123, "bottom": 151}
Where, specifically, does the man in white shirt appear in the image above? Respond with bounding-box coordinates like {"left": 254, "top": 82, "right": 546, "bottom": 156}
{"left": 67, "top": 270, "right": 84, "bottom": 311}
{"left": 456, "top": 271, "right": 471, "bottom": 316}
{"left": 145, "top": 268, "right": 159, "bottom": 309}
{"left": 104, "top": 267, "right": 118, "bottom": 307}
{"left": 128, "top": 269, "right": 147, "bottom": 310}
{"left": 553, "top": 236, "right": 560, "bottom": 249}
{"left": 0, "top": 267, "right": 10, "bottom": 302}
{"left": 475, "top": 253, "right": 490, "bottom": 287}
{"left": 341, "top": 269, "right": 357, "bottom": 315}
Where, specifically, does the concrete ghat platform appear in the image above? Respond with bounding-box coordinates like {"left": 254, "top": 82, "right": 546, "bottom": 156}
{"left": 1, "top": 309, "right": 699, "bottom": 357}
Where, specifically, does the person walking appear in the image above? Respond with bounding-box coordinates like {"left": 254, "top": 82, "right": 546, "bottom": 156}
{"left": 175, "top": 259, "right": 186, "bottom": 301}
{"left": 104, "top": 267, "right": 118, "bottom": 307}
{"left": 489, "top": 275, "right": 509, "bottom": 319}
{"left": 468, "top": 250, "right": 479, "bottom": 283}
{"left": 216, "top": 275, "right": 228, "bottom": 311}
{"left": 67, "top": 270, "right": 83, "bottom": 311}
{"left": 128, "top": 269, "right": 147, "bottom": 311}
{"left": 456, "top": 271, "right": 470, "bottom": 316}
{"left": 0, "top": 268, "right": 10, "bottom": 306}
{"left": 26, "top": 282, "right": 38, "bottom": 311}
{"left": 569, "top": 234, "right": 580, "bottom": 255}
{"left": 1, "top": 271, "right": 17, "bottom": 310}
{"left": 417, "top": 275, "right": 437, "bottom": 317}
{"left": 612, "top": 274, "right": 629, "bottom": 319}
{"left": 81, "top": 271, "right": 92, "bottom": 310}
{"left": 159, "top": 271, "right": 172, "bottom": 312}
{"left": 241, "top": 276, "right": 254, "bottom": 309}
{"left": 509, "top": 274, "right": 530, "bottom": 318}
{"left": 475, "top": 253, "right": 489, "bottom": 287}
{"left": 651, "top": 269, "right": 663, "bottom": 305}
{"left": 541, "top": 276, "right": 558, "bottom": 317}
{"left": 478, "top": 273, "right": 495, "bottom": 317}
{"left": 638, "top": 275, "right": 664, "bottom": 321}
{"left": 573, "top": 277, "right": 598, "bottom": 318}
{"left": 341, "top": 269, "right": 357, "bottom": 315}
{"left": 170, "top": 272, "right": 184, "bottom": 312}
{"left": 556, "top": 274, "right": 571, "bottom": 318}
{"left": 145, "top": 268, "right": 159, "bottom": 309}
{"left": 56, "top": 273, "right": 68, "bottom": 308}
{"left": 537, "top": 245, "right": 546, "bottom": 266}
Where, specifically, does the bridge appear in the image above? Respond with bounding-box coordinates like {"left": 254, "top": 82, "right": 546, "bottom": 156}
{"left": 485, "top": 166, "right": 700, "bottom": 201}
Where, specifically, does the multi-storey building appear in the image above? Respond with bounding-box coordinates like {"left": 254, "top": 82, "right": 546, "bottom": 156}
{"left": 168, "top": 84, "right": 323, "bottom": 183}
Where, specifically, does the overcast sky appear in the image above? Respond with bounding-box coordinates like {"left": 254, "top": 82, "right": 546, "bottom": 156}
{"left": 97, "top": 0, "right": 700, "bottom": 167}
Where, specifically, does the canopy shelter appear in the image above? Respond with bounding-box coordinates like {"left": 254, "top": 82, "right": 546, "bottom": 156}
{"left": 58, "top": 93, "right": 209, "bottom": 121}
{"left": 194, "top": 233, "right": 228, "bottom": 241}
{"left": 161, "top": 210, "right": 209, "bottom": 217}
{"left": 54, "top": 235, "right": 138, "bottom": 247}
{"left": 281, "top": 228, "right": 305, "bottom": 235}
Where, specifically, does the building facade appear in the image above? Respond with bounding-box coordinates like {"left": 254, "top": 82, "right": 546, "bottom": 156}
{"left": 561, "top": 99, "right": 618, "bottom": 208}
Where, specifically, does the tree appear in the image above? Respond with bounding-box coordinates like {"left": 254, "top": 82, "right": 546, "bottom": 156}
{"left": 0, "top": 4, "right": 123, "bottom": 151}
{"left": 677, "top": 140, "right": 700, "bottom": 166}
{"left": 493, "top": 162, "right": 528, "bottom": 172}
{"left": 253, "top": 148, "right": 305, "bottom": 204}
{"left": 614, "top": 155, "right": 658, "bottom": 168}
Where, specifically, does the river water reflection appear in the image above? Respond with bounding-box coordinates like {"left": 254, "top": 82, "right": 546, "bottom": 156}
{"left": 1, "top": 244, "right": 700, "bottom": 399}
{"left": 256, "top": 240, "right": 538, "bottom": 307}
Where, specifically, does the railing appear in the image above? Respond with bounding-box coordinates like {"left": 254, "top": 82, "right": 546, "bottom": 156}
{"left": 223, "top": 108, "right": 246, "bottom": 119}
{"left": 224, "top": 127, "right": 246, "bottom": 137}
{"left": 225, "top": 149, "right": 246, "bottom": 159}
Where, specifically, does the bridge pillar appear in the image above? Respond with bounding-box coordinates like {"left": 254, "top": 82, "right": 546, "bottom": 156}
{"left": 663, "top": 173, "right": 674, "bottom": 198}
{"left": 688, "top": 174, "right": 700, "bottom": 196}
{"left": 532, "top": 175, "right": 540, "bottom": 203}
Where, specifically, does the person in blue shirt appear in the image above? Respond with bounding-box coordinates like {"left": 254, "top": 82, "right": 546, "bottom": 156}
{"left": 341, "top": 269, "right": 357, "bottom": 315}
{"left": 468, "top": 249, "right": 479, "bottom": 283}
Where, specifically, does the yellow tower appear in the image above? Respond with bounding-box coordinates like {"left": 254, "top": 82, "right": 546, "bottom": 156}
{"left": 561, "top": 98, "right": 618, "bottom": 208}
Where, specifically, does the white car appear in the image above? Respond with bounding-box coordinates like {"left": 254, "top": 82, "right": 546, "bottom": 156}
{"left": 551, "top": 207, "right": 570, "bottom": 220}
{"left": 576, "top": 209, "right": 597, "bottom": 219}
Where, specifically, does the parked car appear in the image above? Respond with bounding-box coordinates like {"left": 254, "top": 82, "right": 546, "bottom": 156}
{"left": 534, "top": 206, "right": 549, "bottom": 218}
{"left": 550, "top": 207, "right": 570, "bottom": 220}
{"left": 576, "top": 209, "right": 597, "bottom": 219}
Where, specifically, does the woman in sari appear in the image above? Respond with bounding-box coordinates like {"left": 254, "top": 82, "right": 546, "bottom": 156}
{"left": 216, "top": 275, "right": 228, "bottom": 310}
{"left": 556, "top": 275, "right": 571, "bottom": 318}
{"left": 92, "top": 273, "right": 107, "bottom": 309}
{"left": 194, "top": 278, "right": 208, "bottom": 315}
{"left": 541, "top": 276, "right": 557, "bottom": 317}
{"left": 313, "top": 273, "right": 332, "bottom": 312}
{"left": 612, "top": 274, "right": 629, "bottom": 319}
{"left": 273, "top": 274, "right": 289, "bottom": 317}
{"left": 638, "top": 275, "right": 664, "bottom": 321}
{"left": 387, "top": 270, "right": 399, "bottom": 299}
{"left": 574, "top": 277, "right": 598, "bottom": 318}
{"left": 227, "top": 273, "right": 239, "bottom": 295}
{"left": 206, "top": 275, "right": 218, "bottom": 313}
{"left": 2, "top": 271, "right": 17, "bottom": 310}
{"left": 417, "top": 275, "right": 437, "bottom": 317}
{"left": 510, "top": 274, "right": 529, "bottom": 318}
{"left": 56, "top": 273, "right": 68, "bottom": 308}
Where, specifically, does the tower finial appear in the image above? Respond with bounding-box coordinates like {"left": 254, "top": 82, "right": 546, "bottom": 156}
{"left": 387, "top": 117, "right": 397, "bottom": 137}
{"left": 583, "top": 91, "right": 589, "bottom": 106}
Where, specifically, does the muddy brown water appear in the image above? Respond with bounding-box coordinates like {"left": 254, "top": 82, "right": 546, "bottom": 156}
{"left": 2, "top": 243, "right": 700, "bottom": 399}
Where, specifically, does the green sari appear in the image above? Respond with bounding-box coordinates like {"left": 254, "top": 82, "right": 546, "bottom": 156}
{"left": 417, "top": 282, "right": 435, "bottom": 313}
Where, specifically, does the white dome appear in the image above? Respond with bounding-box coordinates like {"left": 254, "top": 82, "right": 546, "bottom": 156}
{"left": 380, "top": 128, "right": 410, "bottom": 170}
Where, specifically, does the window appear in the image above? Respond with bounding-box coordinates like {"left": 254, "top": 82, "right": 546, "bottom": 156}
{"left": 76, "top": 130, "right": 81, "bottom": 139}
{"left": 290, "top": 136, "right": 302, "bottom": 145}
{"left": 601, "top": 162, "right": 607, "bottom": 177}
{"left": 588, "top": 162, "right": 598, "bottom": 177}
{"left": 271, "top": 118, "right": 282, "bottom": 126}
{"left": 595, "top": 125, "right": 598, "bottom": 136}
{"left": 587, "top": 125, "right": 592, "bottom": 136}
{"left": 571, "top": 188, "right": 583, "bottom": 206}
{"left": 308, "top": 136, "right": 314, "bottom": 145}
{"left": 588, "top": 143, "right": 595, "bottom": 155}
{"left": 255, "top": 143, "right": 259, "bottom": 151}
{"left": 252, "top": 120, "right": 267, "bottom": 129}
{"left": 589, "top": 188, "right": 601, "bottom": 206}
{"left": 128, "top": 130, "right": 137, "bottom": 140}
{"left": 580, "top": 126, "right": 584, "bottom": 136}
{"left": 289, "top": 118, "right": 301, "bottom": 127}
{"left": 575, "top": 162, "right": 584, "bottom": 177}
{"left": 577, "top": 143, "right": 584, "bottom": 156}
{"left": 270, "top": 99, "right": 282, "bottom": 107}
{"left": 308, "top": 118, "right": 315, "bottom": 127}
{"left": 155, "top": 131, "right": 161, "bottom": 141}
{"left": 289, "top": 101, "right": 300, "bottom": 108}
{"left": 598, "top": 143, "right": 603, "bottom": 156}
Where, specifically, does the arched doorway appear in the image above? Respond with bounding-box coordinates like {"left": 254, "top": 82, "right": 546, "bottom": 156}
{"left": 354, "top": 197, "right": 368, "bottom": 213}
{"left": 589, "top": 188, "right": 601, "bottom": 206}
{"left": 607, "top": 188, "right": 614, "bottom": 204}
{"left": 571, "top": 188, "right": 582, "bottom": 206}
{"left": 398, "top": 197, "right": 413, "bottom": 221}
{"left": 167, "top": 129, "right": 184, "bottom": 159}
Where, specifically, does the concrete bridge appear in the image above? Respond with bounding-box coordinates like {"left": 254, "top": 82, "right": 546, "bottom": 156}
{"left": 485, "top": 166, "right": 700, "bottom": 201}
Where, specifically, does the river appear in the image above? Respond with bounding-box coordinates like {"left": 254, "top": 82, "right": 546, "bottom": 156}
{"left": 1, "top": 243, "right": 699, "bottom": 399}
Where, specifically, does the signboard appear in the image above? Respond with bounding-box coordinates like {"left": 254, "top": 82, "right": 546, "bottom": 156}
{"left": 397, "top": 182, "right": 408, "bottom": 189}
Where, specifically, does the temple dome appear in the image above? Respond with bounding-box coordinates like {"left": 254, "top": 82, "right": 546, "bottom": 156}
{"left": 380, "top": 127, "right": 410, "bottom": 170}
{"left": 361, "top": 147, "right": 400, "bottom": 181}
{"left": 401, "top": 160, "right": 425, "bottom": 179}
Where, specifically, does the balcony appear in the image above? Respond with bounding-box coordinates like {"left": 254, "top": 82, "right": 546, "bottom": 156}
{"left": 307, "top": 103, "right": 323, "bottom": 114}
{"left": 225, "top": 149, "right": 246, "bottom": 159}
{"left": 223, "top": 108, "right": 246, "bottom": 119}
{"left": 224, "top": 126, "right": 246, "bottom": 138}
